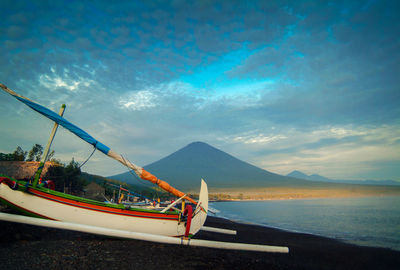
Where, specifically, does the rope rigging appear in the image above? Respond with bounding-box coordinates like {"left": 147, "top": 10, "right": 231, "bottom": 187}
{"left": 40, "top": 146, "right": 96, "bottom": 179}
{"left": 77, "top": 146, "right": 96, "bottom": 169}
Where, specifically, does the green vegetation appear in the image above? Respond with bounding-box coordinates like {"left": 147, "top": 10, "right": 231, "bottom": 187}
{"left": 0, "top": 146, "right": 27, "bottom": 161}
{"left": 80, "top": 172, "right": 170, "bottom": 201}
{"left": 45, "top": 158, "right": 87, "bottom": 194}
{"left": 1, "top": 144, "right": 170, "bottom": 201}
{"left": 26, "top": 144, "right": 43, "bottom": 161}
{"left": 1, "top": 144, "right": 85, "bottom": 194}
{"left": 0, "top": 145, "right": 57, "bottom": 163}
{"left": 209, "top": 193, "right": 233, "bottom": 201}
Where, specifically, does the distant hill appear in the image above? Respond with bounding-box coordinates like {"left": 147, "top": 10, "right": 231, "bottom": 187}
{"left": 110, "top": 142, "right": 322, "bottom": 190}
{"left": 80, "top": 172, "right": 156, "bottom": 193}
{"left": 287, "top": 170, "right": 333, "bottom": 182}
{"left": 287, "top": 170, "right": 400, "bottom": 186}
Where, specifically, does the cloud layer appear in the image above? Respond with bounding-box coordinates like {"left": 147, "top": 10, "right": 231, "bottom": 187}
{"left": 0, "top": 0, "right": 399, "bottom": 180}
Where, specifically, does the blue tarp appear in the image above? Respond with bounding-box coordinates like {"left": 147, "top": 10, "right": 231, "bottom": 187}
{"left": 15, "top": 96, "right": 110, "bottom": 155}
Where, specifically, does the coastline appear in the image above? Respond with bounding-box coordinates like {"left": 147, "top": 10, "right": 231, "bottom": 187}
{"left": 211, "top": 193, "right": 400, "bottom": 202}
{"left": 0, "top": 215, "right": 399, "bottom": 270}
{"left": 207, "top": 186, "right": 400, "bottom": 201}
{"left": 210, "top": 196, "right": 400, "bottom": 252}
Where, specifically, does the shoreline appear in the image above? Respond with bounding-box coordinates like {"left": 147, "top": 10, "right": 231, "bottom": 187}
{"left": 210, "top": 193, "right": 400, "bottom": 202}
{"left": 207, "top": 186, "right": 400, "bottom": 201}
{"left": 0, "top": 214, "right": 399, "bottom": 269}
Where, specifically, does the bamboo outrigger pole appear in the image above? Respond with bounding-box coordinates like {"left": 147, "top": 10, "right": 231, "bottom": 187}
{"left": 0, "top": 212, "right": 289, "bottom": 253}
{"left": 32, "top": 104, "right": 65, "bottom": 187}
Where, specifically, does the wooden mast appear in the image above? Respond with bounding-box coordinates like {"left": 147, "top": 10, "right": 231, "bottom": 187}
{"left": 32, "top": 104, "right": 66, "bottom": 187}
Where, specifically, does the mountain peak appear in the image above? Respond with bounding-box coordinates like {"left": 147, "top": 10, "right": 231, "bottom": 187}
{"left": 183, "top": 141, "right": 215, "bottom": 150}
{"left": 111, "top": 142, "right": 306, "bottom": 189}
{"left": 287, "top": 171, "right": 333, "bottom": 182}
{"left": 187, "top": 141, "right": 209, "bottom": 146}
{"left": 287, "top": 170, "right": 309, "bottom": 179}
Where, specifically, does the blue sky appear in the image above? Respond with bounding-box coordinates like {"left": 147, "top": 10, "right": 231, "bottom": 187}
{"left": 0, "top": 0, "right": 399, "bottom": 181}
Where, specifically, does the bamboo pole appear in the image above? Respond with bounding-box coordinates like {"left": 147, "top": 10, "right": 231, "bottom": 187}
{"left": 201, "top": 226, "right": 237, "bottom": 235}
{"left": 33, "top": 104, "right": 66, "bottom": 187}
{"left": 0, "top": 212, "right": 289, "bottom": 253}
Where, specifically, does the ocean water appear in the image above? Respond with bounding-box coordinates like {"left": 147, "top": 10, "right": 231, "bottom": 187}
{"left": 210, "top": 196, "right": 400, "bottom": 251}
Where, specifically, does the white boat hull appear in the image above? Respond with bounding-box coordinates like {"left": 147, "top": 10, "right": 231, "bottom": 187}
{"left": 0, "top": 179, "right": 208, "bottom": 237}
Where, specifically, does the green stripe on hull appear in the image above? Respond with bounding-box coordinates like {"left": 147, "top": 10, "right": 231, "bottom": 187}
{"left": 30, "top": 186, "right": 179, "bottom": 215}
{"left": 1, "top": 177, "right": 179, "bottom": 216}
{"left": 0, "top": 197, "right": 46, "bottom": 219}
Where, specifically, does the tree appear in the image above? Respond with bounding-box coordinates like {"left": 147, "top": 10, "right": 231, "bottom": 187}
{"left": 12, "top": 146, "right": 27, "bottom": 161}
{"left": 0, "top": 153, "right": 13, "bottom": 161}
{"left": 0, "top": 146, "right": 27, "bottom": 161}
{"left": 45, "top": 164, "right": 66, "bottom": 191}
{"left": 45, "top": 158, "right": 87, "bottom": 194}
{"left": 0, "top": 145, "right": 57, "bottom": 162}
{"left": 65, "top": 158, "right": 84, "bottom": 193}
{"left": 45, "top": 150, "right": 55, "bottom": 161}
{"left": 27, "top": 144, "right": 43, "bottom": 161}
{"left": 102, "top": 180, "right": 115, "bottom": 198}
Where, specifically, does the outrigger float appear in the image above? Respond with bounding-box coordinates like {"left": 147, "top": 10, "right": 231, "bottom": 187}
{"left": 0, "top": 83, "right": 288, "bottom": 253}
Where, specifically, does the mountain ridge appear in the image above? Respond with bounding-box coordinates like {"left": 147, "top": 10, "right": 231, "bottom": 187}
{"left": 287, "top": 170, "right": 400, "bottom": 186}
{"left": 110, "top": 141, "right": 316, "bottom": 190}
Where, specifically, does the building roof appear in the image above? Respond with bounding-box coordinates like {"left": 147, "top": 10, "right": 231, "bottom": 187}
{"left": 0, "top": 161, "right": 57, "bottom": 179}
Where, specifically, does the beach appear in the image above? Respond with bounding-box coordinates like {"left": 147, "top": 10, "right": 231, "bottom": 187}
{"left": 0, "top": 215, "right": 399, "bottom": 270}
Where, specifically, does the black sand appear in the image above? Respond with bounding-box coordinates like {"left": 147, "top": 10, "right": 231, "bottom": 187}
{"left": 0, "top": 215, "right": 399, "bottom": 270}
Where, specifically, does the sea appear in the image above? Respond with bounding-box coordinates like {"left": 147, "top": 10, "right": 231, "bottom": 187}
{"left": 210, "top": 196, "right": 400, "bottom": 251}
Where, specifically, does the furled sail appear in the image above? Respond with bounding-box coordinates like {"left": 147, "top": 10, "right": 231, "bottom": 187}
{"left": 0, "top": 83, "right": 197, "bottom": 204}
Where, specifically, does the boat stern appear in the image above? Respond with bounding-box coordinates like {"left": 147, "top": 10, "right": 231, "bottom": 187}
{"left": 188, "top": 179, "right": 208, "bottom": 235}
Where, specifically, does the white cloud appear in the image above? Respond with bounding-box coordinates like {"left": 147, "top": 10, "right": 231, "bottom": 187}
{"left": 311, "top": 127, "right": 367, "bottom": 139}
{"left": 263, "top": 142, "right": 400, "bottom": 180}
{"left": 218, "top": 125, "right": 400, "bottom": 181}
{"left": 38, "top": 67, "right": 94, "bottom": 92}
{"left": 40, "top": 74, "right": 79, "bottom": 91}
{"left": 231, "top": 133, "right": 287, "bottom": 144}
{"left": 119, "top": 90, "right": 157, "bottom": 111}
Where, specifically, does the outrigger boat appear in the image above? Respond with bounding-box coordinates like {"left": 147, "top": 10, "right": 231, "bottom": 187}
{"left": 0, "top": 83, "right": 207, "bottom": 237}
{"left": 0, "top": 83, "right": 289, "bottom": 253}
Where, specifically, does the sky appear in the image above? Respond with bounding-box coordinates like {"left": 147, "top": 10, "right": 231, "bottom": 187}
{"left": 0, "top": 0, "right": 399, "bottom": 181}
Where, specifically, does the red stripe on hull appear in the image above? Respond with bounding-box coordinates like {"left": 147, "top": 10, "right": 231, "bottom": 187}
{"left": 28, "top": 188, "right": 179, "bottom": 221}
